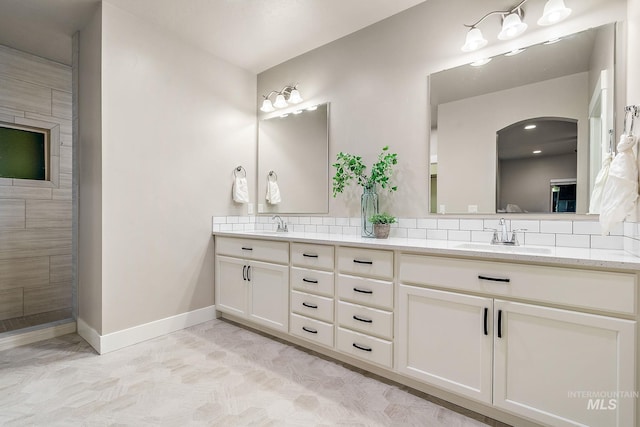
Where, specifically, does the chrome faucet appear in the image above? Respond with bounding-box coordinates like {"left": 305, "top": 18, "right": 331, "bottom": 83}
{"left": 486, "top": 218, "right": 526, "bottom": 246}
{"left": 272, "top": 215, "right": 288, "bottom": 232}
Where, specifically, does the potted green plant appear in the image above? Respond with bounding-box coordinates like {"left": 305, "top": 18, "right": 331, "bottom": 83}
{"left": 369, "top": 213, "right": 396, "bottom": 239}
{"left": 332, "top": 146, "right": 398, "bottom": 237}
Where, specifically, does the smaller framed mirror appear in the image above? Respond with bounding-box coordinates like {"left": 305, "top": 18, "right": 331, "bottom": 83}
{"left": 258, "top": 103, "right": 329, "bottom": 214}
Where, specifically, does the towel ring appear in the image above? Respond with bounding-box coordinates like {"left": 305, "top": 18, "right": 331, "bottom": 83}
{"left": 234, "top": 166, "right": 246, "bottom": 178}
{"left": 268, "top": 171, "right": 278, "bottom": 182}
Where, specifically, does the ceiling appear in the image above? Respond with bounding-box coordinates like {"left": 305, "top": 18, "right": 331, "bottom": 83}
{"left": 0, "top": 0, "right": 426, "bottom": 72}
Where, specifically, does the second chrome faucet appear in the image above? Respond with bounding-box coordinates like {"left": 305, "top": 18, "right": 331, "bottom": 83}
{"left": 487, "top": 218, "right": 526, "bottom": 246}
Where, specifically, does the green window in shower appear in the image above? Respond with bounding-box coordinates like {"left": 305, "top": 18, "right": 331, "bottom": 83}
{"left": 0, "top": 123, "right": 48, "bottom": 180}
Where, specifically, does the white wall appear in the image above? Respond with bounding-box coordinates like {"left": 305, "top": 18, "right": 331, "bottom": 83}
{"left": 438, "top": 72, "right": 588, "bottom": 213}
{"left": 80, "top": 2, "right": 256, "bottom": 335}
{"left": 78, "top": 4, "right": 103, "bottom": 333}
{"left": 257, "top": 0, "right": 626, "bottom": 218}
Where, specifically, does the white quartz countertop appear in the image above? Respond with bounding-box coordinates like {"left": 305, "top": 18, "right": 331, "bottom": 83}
{"left": 213, "top": 230, "right": 640, "bottom": 272}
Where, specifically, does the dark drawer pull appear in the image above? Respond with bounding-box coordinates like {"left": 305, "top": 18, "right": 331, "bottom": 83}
{"left": 246, "top": 265, "right": 251, "bottom": 282}
{"left": 483, "top": 307, "right": 488, "bottom": 336}
{"left": 352, "top": 343, "right": 372, "bottom": 352}
{"left": 478, "top": 275, "right": 510, "bottom": 283}
{"left": 497, "top": 310, "right": 503, "bottom": 338}
{"left": 302, "top": 326, "right": 318, "bottom": 334}
{"left": 353, "top": 287, "right": 373, "bottom": 294}
{"left": 242, "top": 265, "right": 247, "bottom": 281}
{"left": 241, "top": 247, "right": 253, "bottom": 251}
{"left": 353, "top": 315, "right": 373, "bottom": 324}
{"left": 302, "top": 302, "right": 318, "bottom": 309}
{"left": 303, "top": 253, "right": 319, "bottom": 258}
{"left": 353, "top": 259, "right": 373, "bottom": 265}
{"left": 302, "top": 278, "right": 318, "bottom": 284}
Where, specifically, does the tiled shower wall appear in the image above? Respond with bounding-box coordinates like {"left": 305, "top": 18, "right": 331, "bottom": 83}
{"left": 0, "top": 45, "right": 72, "bottom": 321}
{"left": 213, "top": 215, "right": 631, "bottom": 252}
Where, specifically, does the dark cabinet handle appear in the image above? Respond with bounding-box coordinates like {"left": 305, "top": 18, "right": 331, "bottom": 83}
{"left": 353, "top": 259, "right": 373, "bottom": 265}
{"left": 303, "top": 253, "right": 318, "bottom": 258}
{"left": 353, "top": 287, "right": 373, "bottom": 294}
{"left": 247, "top": 265, "right": 251, "bottom": 282}
{"left": 302, "top": 278, "right": 318, "bottom": 284}
{"left": 242, "top": 265, "right": 247, "bottom": 281}
{"left": 497, "top": 310, "right": 503, "bottom": 338}
{"left": 353, "top": 315, "right": 373, "bottom": 324}
{"left": 478, "top": 275, "right": 510, "bottom": 283}
{"left": 352, "top": 343, "right": 372, "bottom": 352}
{"left": 302, "top": 326, "right": 318, "bottom": 334}
{"left": 483, "top": 308, "right": 488, "bottom": 336}
{"left": 302, "top": 302, "right": 318, "bottom": 309}
{"left": 241, "top": 247, "right": 253, "bottom": 251}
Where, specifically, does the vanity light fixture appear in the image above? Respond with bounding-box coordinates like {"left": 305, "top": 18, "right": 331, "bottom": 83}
{"left": 293, "top": 110, "right": 303, "bottom": 115}
{"left": 461, "top": 0, "right": 572, "bottom": 52}
{"left": 524, "top": 124, "right": 537, "bottom": 129}
{"left": 544, "top": 37, "right": 562, "bottom": 45}
{"left": 533, "top": 150, "right": 542, "bottom": 154}
{"left": 260, "top": 84, "right": 303, "bottom": 113}
{"left": 306, "top": 105, "right": 318, "bottom": 111}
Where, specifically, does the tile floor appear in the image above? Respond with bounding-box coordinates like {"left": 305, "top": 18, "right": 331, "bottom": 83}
{"left": 0, "top": 309, "right": 73, "bottom": 334}
{"left": 0, "top": 319, "right": 509, "bottom": 426}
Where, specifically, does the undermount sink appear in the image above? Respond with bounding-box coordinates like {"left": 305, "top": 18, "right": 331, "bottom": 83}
{"left": 455, "top": 242, "right": 553, "bottom": 255}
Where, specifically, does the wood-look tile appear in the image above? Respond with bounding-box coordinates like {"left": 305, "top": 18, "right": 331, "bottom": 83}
{"left": 52, "top": 189, "right": 72, "bottom": 200}
{"left": 0, "top": 256, "right": 49, "bottom": 289}
{"left": 26, "top": 200, "right": 72, "bottom": 228}
{"left": 50, "top": 254, "right": 72, "bottom": 284}
{"left": 14, "top": 116, "right": 59, "bottom": 130}
{"left": 60, "top": 145, "right": 72, "bottom": 174}
{"left": 0, "top": 308, "right": 71, "bottom": 334}
{"left": 23, "top": 282, "right": 72, "bottom": 316}
{"left": 0, "top": 228, "right": 71, "bottom": 260}
{"left": 0, "top": 199, "right": 25, "bottom": 229}
{"left": 0, "top": 288, "right": 23, "bottom": 321}
{"left": 0, "top": 105, "right": 25, "bottom": 117}
{"left": 0, "top": 76, "right": 52, "bottom": 116}
{"left": 50, "top": 155, "right": 60, "bottom": 188}
{"left": 52, "top": 90, "right": 72, "bottom": 119}
{"left": 58, "top": 173, "right": 72, "bottom": 190}
{"left": 50, "top": 124, "right": 61, "bottom": 157}
{"left": 22, "top": 111, "right": 71, "bottom": 128}
{"left": 0, "top": 178, "right": 12, "bottom": 186}
{"left": 0, "top": 185, "right": 52, "bottom": 200}
{"left": 0, "top": 112, "right": 14, "bottom": 122}
{"left": 11, "top": 179, "right": 54, "bottom": 188}
{"left": 0, "top": 44, "right": 72, "bottom": 92}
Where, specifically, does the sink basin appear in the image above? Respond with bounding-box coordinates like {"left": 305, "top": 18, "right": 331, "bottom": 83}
{"left": 455, "top": 242, "right": 552, "bottom": 255}
{"left": 244, "top": 230, "right": 286, "bottom": 235}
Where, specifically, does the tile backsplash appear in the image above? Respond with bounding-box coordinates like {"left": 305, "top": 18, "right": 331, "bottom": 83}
{"left": 212, "top": 215, "right": 638, "bottom": 254}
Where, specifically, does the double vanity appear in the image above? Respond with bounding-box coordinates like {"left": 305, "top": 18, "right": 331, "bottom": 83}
{"left": 213, "top": 230, "right": 638, "bottom": 427}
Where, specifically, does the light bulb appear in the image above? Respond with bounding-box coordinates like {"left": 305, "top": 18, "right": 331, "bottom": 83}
{"left": 470, "top": 58, "right": 492, "bottom": 67}
{"left": 288, "top": 88, "right": 303, "bottom": 104}
{"left": 498, "top": 12, "right": 527, "bottom": 40}
{"left": 260, "top": 99, "right": 274, "bottom": 113}
{"left": 273, "top": 94, "right": 288, "bottom": 109}
{"left": 538, "top": 0, "right": 571, "bottom": 26}
{"left": 461, "top": 27, "right": 487, "bottom": 52}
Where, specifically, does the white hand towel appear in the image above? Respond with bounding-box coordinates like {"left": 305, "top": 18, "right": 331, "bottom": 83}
{"left": 599, "top": 134, "right": 638, "bottom": 234}
{"left": 266, "top": 180, "right": 281, "bottom": 205}
{"left": 588, "top": 151, "right": 613, "bottom": 214}
{"left": 232, "top": 176, "right": 250, "bottom": 204}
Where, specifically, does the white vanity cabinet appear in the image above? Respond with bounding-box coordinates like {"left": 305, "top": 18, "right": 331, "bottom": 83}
{"left": 215, "top": 237, "right": 289, "bottom": 332}
{"left": 398, "top": 253, "right": 637, "bottom": 427}
{"left": 336, "top": 246, "right": 394, "bottom": 368}
{"left": 289, "top": 243, "right": 335, "bottom": 348}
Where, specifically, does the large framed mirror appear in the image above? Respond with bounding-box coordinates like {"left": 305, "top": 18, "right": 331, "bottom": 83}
{"left": 258, "top": 103, "right": 329, "bottom": 214}
{"left": 429, "top": 23, "right": 617, "bottom": 214}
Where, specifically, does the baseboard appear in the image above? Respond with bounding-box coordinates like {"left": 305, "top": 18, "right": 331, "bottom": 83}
{"left": 0, "top": 320, "right": 77, "bottom": 352}
{"left": 79, "top": 305, "right": 217, "bottom": 355}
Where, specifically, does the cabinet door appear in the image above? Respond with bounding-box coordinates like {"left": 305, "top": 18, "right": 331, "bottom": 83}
{"left": 494, "top": 300, "right": 636, "bottom": 427}
{"left": 398, "top": 285, "right": 493, "bottom": 403}
{"left": 215, "top": 256, "right": 248, "bottom": 317}
{"left": 248, "top": 260, "right": 289, "bottom": 332}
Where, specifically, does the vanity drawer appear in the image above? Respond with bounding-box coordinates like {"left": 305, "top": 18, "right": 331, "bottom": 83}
{"left": 216, "top": 237, "right": 289, "bottom": 264}
{"left": 337, "top": 274, "right": 393, "bottom": 310}
{"left": 291, "top": 267, "right": 334, "bottom": 297}
{"left": 399, "top": 254, "right": 637, "bottom": 315}
{"left": 337, "top": 301, "right": 393, "bottom": 340}
{"left": 336, "top": 327, "right": 392, "bottom": 368}
{"left": 291, "top": 290, "right": 333, "bottom": 323}
{"left": 290, "top": 313, "right": 334, "bottom": 348}
{"left": 337, "top": 247, "right": 393, "bottom": 280}
{"left": 291, "top": 243, "right": 334, "bottom": 270}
